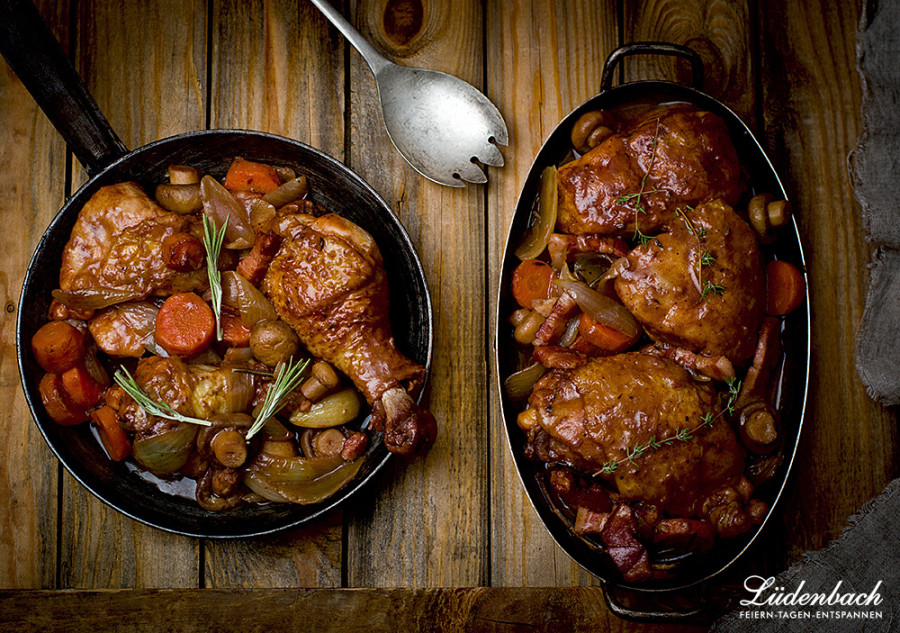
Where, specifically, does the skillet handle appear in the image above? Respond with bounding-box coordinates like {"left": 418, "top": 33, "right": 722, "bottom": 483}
{"left": 601, "top": 42, "right": 704, "bottom": 92}
{"left": 602, "top": 582, "right": 708, "bottom": 623}
{"left": 0, "top": 0, "right": 127, "bottom": 176}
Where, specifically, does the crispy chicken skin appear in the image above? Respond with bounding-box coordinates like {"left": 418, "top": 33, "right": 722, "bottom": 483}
{"left": 59, "top": 182, "right": 207, "bottom": 297}
{"left": 556, "top": 106, "right": 743, "bottom": 236}
{"left": 608, "top": 199, "right": 764, "bottom": 363}
{"left": 520, "top": 354, "right": 749, "bottom": 524}
{"left": 262, "top": 212, "right": 436, "bottom": 454}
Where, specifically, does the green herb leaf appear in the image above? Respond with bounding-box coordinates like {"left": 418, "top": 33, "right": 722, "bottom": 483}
{"left": 725, "top": 377, "right": 742, "bottom": 414}
{"left": 202, "top": 214, "right": 228, "bottom": 341}
{"left": 246, "top": 356, "right": 311, "bottom": 441}
{"left": 599, "top": 460, "right": 619, "bottom": 475}
{"left": 701, "top": 280, "right": 727, "bottom": 301}
{"left": 113, "top": 367, "right": 211, "bottom": 427}
{"left": 634, "top": 226, "right": 654, "bottom": 248}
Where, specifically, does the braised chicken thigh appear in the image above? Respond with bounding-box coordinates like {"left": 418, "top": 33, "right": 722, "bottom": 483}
{"left": 519, "top": 353, "right": 757, "bottom": 524}
{"left": 608, "top": 200, "right": 765, "bottom": 364}
{"left": 556, "top": 105, "right": 743, "bottom": 236}
{"left": 58, "top": 182, "right": 207, "bottom": 301}
{"left": 262, "top": 211, "right": 436, "bottom": 454}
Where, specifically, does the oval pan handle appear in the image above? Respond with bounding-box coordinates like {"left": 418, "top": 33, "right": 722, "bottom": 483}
{"left": 0, "top": 0, "right": 127, "bottom": 176}
{"left": 601, "top": 42, "right": 704, "bottom": 92}
{"left": 602, "top": 582, "right": 708, "bottom": 623}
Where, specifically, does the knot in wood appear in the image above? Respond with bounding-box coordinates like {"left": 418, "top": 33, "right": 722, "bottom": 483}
{"left": 382, "top": 0, "right": 424, "bottom": 47}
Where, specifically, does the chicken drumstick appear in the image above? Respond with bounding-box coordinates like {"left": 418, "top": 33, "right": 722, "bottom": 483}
{"left": 262, "top": 211, "right": 436, "bottom": 454}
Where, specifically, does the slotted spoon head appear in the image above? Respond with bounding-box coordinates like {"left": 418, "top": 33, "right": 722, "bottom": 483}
{"left": 375, "top": 64, "right": 508, "bottom": 187}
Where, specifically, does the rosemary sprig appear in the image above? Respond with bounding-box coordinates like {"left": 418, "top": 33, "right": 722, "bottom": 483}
{"left": 595, "top": 378, "right": 742, "bottom": 476}
{"left": 245, "top": 356, "right": 311, "bottom": 441}
{"left": 202, "top": 214, "right": 228, "bottom": 341}
{"left": 113, "top": 367, "right": 211, "bottom": 427}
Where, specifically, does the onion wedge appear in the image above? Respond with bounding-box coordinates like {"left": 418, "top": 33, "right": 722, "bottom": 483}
{"left": 515, "top": 166, "right": 558, "bottom": 260}
{"left": 555, "top": 279, "right": 639, "bottom": 339}
{"left": 243, "top": 453, "right": 364, "bottom": 504}
{"left": 504, "top": 363, "right": 547, "bottom": 400}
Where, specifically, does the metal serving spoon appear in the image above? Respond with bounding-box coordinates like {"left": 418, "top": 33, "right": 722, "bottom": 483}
{"left": 309, "top": 0, "right": 507, "bottom": 187}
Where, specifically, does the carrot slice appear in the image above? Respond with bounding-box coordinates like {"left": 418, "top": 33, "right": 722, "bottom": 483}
{"left": 766, "top": 260, "right": 806, "bottom": 315}
{"left": 61, "top": 363, "right": 106, "bottom": 409}
{"left": 511, "top": 260, "right": 555, "bottom": 308}
{"left": 221, "top": 312, "right": 252, "bottom": 347}
{"left": 578, "top": 312, "right": 639, "bottom": 353}
{"left": 223, "top": 158, "right": 282, "bottom": 194}
{"left": 91, "top": 406, "right": 131, "bottom": 462}
{"left": 31, "top": 321, "right": 85, "bottom": 374}
{"left": 154, "top": 292, "right": 216, "bottom": 356}
{"left": 39, "top": 373, "right": 88, "bottom": 426}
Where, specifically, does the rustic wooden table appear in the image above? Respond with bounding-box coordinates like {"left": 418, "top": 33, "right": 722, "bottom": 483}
{"left": 0, "top": 0, "right": 894, "bottom": 631}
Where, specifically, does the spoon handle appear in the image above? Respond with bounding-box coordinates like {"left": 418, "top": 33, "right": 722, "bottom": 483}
{"left": 309, "top": 0, "right": 391, "bottom": 76}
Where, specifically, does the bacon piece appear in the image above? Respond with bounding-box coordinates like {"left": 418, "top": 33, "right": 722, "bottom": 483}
{"left": 575, "top": 507, "right": 610, "bottom": 535}
{"left": 532, "top": 292, "right": 579, "bottom": 346}
{"left": 736, "top": 316, "right": 781, "bottom": 406}
{"left": 237, "top": 231, "right": 283, "bottom": 286}
{"left": 548, "top": 233, "right": 630, "bottom": 268}
{"left": 600, "top": 505, "right": 652, "bottom": 582}
{"left": 644, "top": 343, "right": 735, "bottom": 381}
{"left": 533, "top": 345, "right": 586, "bottom": 369}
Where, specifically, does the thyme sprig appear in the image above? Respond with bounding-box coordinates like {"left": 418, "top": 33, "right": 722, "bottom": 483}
{"left": 674, "top": 205, "right": 726, "bottom": 303}
{"left": 202, "top": 214, "right": 228, "bottom": 341}
{"left": 595, "top": 377, "right": 742, "bottom": 476}
{"left": 615, "top": 118, "right": 665, "bottom": 247}
{"left": 245, "top": 356, "right": 311, "bottom": 441}
{"left": 113, "top": 367, "right": 211, "bottom": 427}
{"left": 701, "top": 280, "right": 727, "bottom": 300}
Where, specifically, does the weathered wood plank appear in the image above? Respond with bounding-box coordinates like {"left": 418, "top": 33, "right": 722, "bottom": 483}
{"left": 208, "top": 0, "right": 345, "bottom": 153}
{"left": 59, "top": 0, "right": 208, "bottom": 588}
{"left": 203, "top": 0, "right": 346, "bottom": 589}
{"left": 757, "top": 0, "right": 899, "bottom": 562}
{"left": 344, "top": 0, "right": 489, "bottom": 587}
{"left": 622, "top": 0, "right": 756, "bottom": 125}
{"left": 0, "top": 587, "right": 708, "bottom": 632}
{"left": 0, "top": 0, "right": 69, "bottom": 590}
{"left": 486, "top": 0, "right": 617, "bottom": 588}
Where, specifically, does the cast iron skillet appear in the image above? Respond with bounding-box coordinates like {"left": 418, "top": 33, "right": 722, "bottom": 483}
{"left": 3, "top": 0, "right": 432, "bottom": 538}
{"left": 496, "top": 43, "right": 810, "bottom": 620}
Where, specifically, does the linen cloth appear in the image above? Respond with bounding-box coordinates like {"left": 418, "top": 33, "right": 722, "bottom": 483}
{"left": 852, "top": 0, "right": 900, "bottom": 404}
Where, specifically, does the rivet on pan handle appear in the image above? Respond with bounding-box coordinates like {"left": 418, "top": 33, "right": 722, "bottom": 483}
{"left": 602, "top": 581, "right": 709, "bottom": 623}
{"left": 601, "top": 42, "right": 705, "bottom": 92}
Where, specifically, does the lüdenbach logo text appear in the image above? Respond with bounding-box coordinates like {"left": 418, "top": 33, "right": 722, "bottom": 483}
{"left": 740, "top": 576, "right": 883, "bottom": 608}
